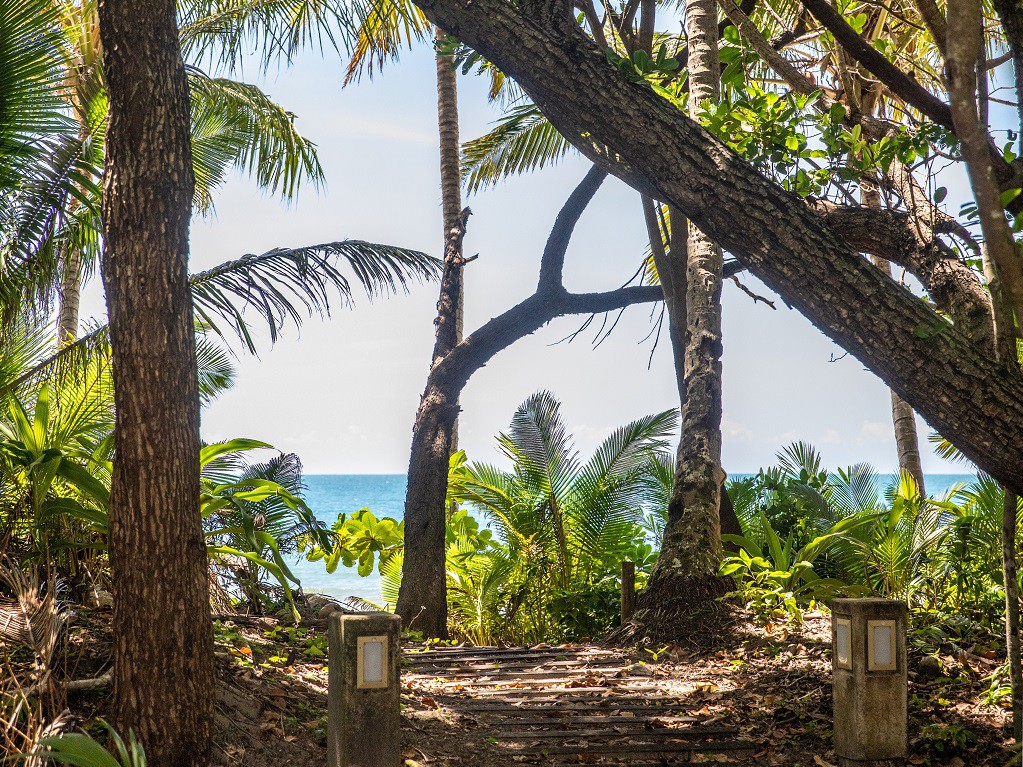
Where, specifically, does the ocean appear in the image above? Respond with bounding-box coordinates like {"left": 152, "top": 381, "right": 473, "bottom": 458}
{"left": 289, "top": 473, "right": 978, "bottom": 604}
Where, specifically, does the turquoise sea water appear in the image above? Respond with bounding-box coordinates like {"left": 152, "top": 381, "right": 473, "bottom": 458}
{"left": 290, "top": 473, "right": 978, "bottom": 604}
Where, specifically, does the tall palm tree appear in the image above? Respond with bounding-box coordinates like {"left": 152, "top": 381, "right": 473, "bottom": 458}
{"left": 97, "top": 0, "right": 213, "bottom": 759}
{"left": 342, "top": 0, "right": 469, "bottom": 637}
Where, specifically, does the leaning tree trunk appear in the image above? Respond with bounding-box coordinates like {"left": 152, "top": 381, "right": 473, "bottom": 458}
{"left": 395, "top": 205, "right": 470, "bottom": 638}
{"left": 97, "top": 1, "right": 214, "bottom": 763}
{"left": 642, "top": 0, "right": 727, "bottom": 619}
{"left": 394, "top": 35, "right": 466, "bottom": 639}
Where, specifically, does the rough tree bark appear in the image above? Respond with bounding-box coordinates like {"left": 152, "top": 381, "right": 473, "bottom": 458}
{"left": 403, "top": 0, "right": 1023, "bottom": 494}
{"left": 97, "top": 0, "right": 214, "bottom": 764}
{"left": 397, "top": 167, "right": 719, "bottom": 635}
{"left": 393, "top": 31, "right": 466, "bottom": 639}
{"left": 396, "top": 206, "right": 470, "bottom": 638}
{"left": 642, "top": 0, "right": 726, "bottom": 614}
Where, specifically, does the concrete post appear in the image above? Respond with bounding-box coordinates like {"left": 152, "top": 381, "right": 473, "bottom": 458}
{"left": 328, "top": 612, "right": 402, "bottom": 767}
{"left": 621, "top": 561, "right": 636, "bottom": 624}
{"left": 831, "top": 598, "right": 907, "bottom": 767}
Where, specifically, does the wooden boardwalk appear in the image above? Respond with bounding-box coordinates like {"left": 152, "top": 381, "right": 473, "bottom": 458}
{"left": 404, "top": 645, "right": 755, "bottom": 765}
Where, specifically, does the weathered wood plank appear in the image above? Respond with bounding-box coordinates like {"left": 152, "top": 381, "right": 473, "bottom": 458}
{"left": 484, "top": 716, "right": 719, "bottom": 726}
{"left": 469, "top": 685, "right": 667, "bottom": 696}
{"left": 440, "top": 702, "right": 689, "bottom": 714}
{"left": 499, "top": 740, "right": 755, "bottom": 756}
{"left": 491, "top": 726, "right": 738, "bottom": 739}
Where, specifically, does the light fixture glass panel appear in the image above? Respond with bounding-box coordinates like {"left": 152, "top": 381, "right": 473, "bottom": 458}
{"left": 357, "top": 634, "right": 389, "bottom": 688}
{"left": 835, "top": 619, "right": 851, "bottom": 668}
{"left": 867, "top": 619, "right": 897, "bottom": 671}
{"left": 363, "top": 640, "right": 384, "bottom": 683}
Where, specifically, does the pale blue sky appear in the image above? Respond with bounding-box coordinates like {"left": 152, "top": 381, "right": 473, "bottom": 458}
{"left": 79, "top": 42, "right": 967, "bottom": 475}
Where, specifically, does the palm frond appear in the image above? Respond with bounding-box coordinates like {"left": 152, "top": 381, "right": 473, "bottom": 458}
{"left": 570, "top": 410, "right": 677, "bottom": 561}
{"left": 342, "top": 0, "right": 431, "bottom": 84}
{"left": 195, "top": 333, "right": 236, "bottom": 403}
{"left": 187, "top": 72, "right": 324, "bottom": 208}
{"left": 461, "top": 103, "right": 574, "bottom": 194}
{"left": 928, "top": 432, "right": 974, "bottom": 467}
{"left": 0, "top": 563, "right": 64, "bottom": 675}
{"left": 188, "top": 239, "right": 440, "bottom": 353}
{"left": 179, "top": 0, "right": 355, "bottom": 71}
{"left": 777, "top": 441, "right": 823, "bottom": 478}
{"left": 503, "top": 390, "right": 579, "bottom": 510}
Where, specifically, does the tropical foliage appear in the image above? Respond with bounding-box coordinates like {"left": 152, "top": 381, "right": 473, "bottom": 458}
{"left": 303, "top": 391, "right": 673, "bottom": 643}
{"left": 722, "top": 443, "right": 1015, "bottom": 645}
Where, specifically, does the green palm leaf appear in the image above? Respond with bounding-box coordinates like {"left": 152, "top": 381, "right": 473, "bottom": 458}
{"left": 342, "top": 0, "right": 431, "bottom": 84}
{"left": 188, "top": 239, "right": 439, "bottom": 352}
{"left": 187, "top": 72, "right": 324, "bottom": 208}
{"left": 461, "top": 103, "right": 574, "bottom": 194}
{"left": 179, "top": 0, "right": 355, "bottom": 71}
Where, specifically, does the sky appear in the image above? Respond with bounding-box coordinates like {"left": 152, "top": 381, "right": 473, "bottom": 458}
{"left": 77, "top": 41, "right": 969, "bottom": 476}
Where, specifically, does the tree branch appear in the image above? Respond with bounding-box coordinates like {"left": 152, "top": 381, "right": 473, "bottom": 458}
{"left": 800, "top": 0, "right": 953, "bottom": 128}
{"left": 815, "top": 200, "right": 994, "bottom": 344}
{"left": 408, "top": 0, "right": 1023, "bottom": 493}
{"left": 537, "top": 165, "right": 608, "bottom": 293}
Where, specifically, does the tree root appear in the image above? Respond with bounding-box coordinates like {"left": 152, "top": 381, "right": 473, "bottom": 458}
{"left": 605, "top": 575, "right": 739, "bottom": 648}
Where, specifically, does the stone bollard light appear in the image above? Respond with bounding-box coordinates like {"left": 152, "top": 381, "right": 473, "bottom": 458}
{"left": 831, "top": 598, "right": 908, "bottom": 767}
{"left": 328, "top": 612, "right": 402, "bottom": 767}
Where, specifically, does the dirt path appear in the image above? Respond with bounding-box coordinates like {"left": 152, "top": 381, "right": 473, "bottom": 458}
{"left": 59, "top": 608, "right": 1014, "bottom": 766}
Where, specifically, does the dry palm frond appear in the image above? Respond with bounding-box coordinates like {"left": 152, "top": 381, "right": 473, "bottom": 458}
{"left": 0, "top": 562, "right": 65, "bottom": 679}
{"left": 22, "top": 709, "right": 73, "bottom": 767}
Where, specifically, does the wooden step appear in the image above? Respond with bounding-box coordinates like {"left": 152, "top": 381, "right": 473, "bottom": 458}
{"left": 499, "top": 740, "right": 755, "bottom": 756}
{"left": 481, "top": 715, "right": 713, "bottom": 725}
{"left": 491, "top": 725, "right": 739, "bottom": 740}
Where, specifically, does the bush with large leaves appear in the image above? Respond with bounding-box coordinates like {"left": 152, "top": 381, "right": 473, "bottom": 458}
{"left": 446, "top": 390, "right": 675, "bottom": 642}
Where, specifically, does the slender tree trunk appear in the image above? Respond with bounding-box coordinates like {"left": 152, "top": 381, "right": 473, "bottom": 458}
{"left": 861, "top": 184, "right": 926, "bottom": 495}
{"left": 645, "top": 0, "right": 724, "bottom": 603}
{"left": 642, "top": 200, "right": 741, "bottom": 548}
{"left": 988, "top": 245, "right": 1023, "bottom": 744}
{"left": 888, "top": 388, "right": 925, "bottom": 492}
{"left": 946, "top": 0, "right": 1023, "bottom": 326}
{"left": 97, "top": 1, "right": 214, "bottom": 763}
{"left": 1004, "top": 489, "right": 1023, "bottom": 743}
{"left": 436, "top": 30, "right": 464, "bottom": 454}
{"left": 396, "top": 204, "right": 469, "bottom": 638}
{"left": 57, "top": 250, "right": 82, "bottom": 343}
{"left": 394, "top": 35, "right": 465, "bottom": 638}
{"left": 436, "top": 32, "right": 463, "bottom": 335}
{"left": 436, "top": 33, "right": 466, "bottom": 529}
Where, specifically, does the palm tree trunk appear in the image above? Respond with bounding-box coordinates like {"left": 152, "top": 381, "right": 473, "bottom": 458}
{"left": 57, "top": 249, "right": 82, "bottom": 343}
{"left": 436, "top": 32, "right": 465, "bottom": 524}
{"left": 97, "top": 0, "right": 214, "bottom": 762}
{"left": 1004, "top": 490, "right": 1023, "bottom": 742}
{"left": 394, "top": 33, "right": 465, "bottom": 638}
{"left": 888, "top": 384, "right": 925, "bottom": 492}
{"left": 645, "top": 0, "right": 725, "bottom": 601}
{"left": 860, "top": 184, "right": 926, "bottom": 494}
